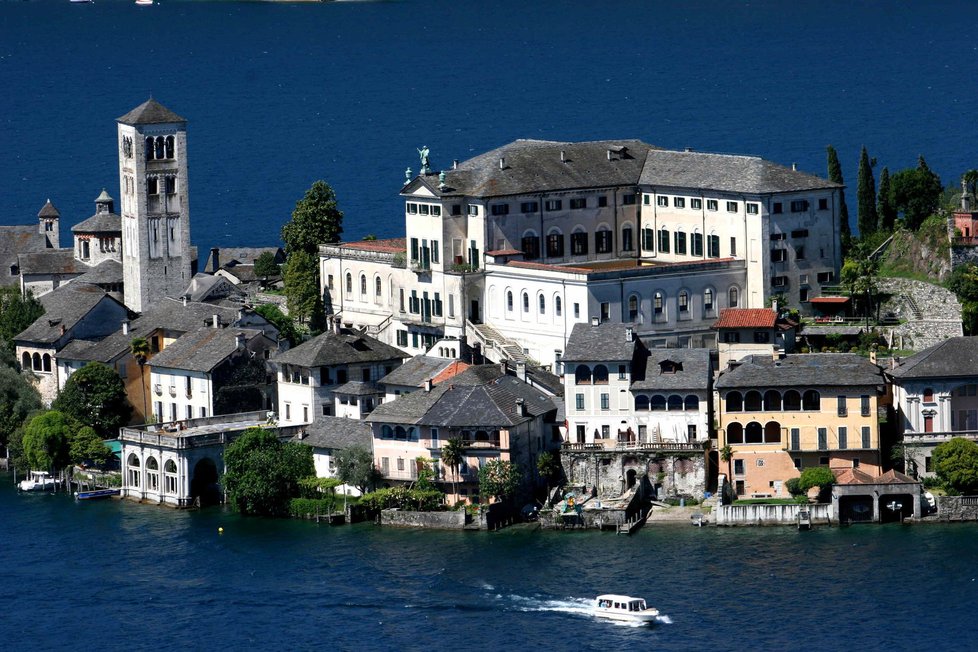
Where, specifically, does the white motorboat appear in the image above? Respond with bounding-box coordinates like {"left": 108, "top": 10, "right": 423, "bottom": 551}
{"left": 135, "top": 0, "right": 153, "bottom": 5}
{"left": 19, "top": 471, "right": 57, "bottom": 493}
{"left": 593, "top": 595, "right": 659, "bottom": 623}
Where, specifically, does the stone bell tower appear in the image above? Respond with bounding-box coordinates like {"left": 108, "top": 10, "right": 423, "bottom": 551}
{"left": 117, "top": 99, "right": 192, "bottom": 313}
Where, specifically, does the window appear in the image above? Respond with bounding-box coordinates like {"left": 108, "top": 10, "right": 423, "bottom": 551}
{"left": 410, "top": 238, "right": 419, "bottom": 261}
{"left": 467, "top": 205, "right": 479, "bottom": 215}
{"left": 678, "top": 291, "right": 689, "bottom": 313}
{"left": 658, "top": 228, "right": 670, "bottom": 253}
{"left": 753, "top": 331, "right": 770, "bottom": 343}
{"left": 772, "top": 276, "right": 788, "bottom": 288}
{"left": 375, "top": 276, "right": 382, "bottom": 298}
{"left": 569, "top": 198, "right": 586, "bottom": 210}
{"left": 733, "top": 459, "right": 745, "bottom": 475}
{"left": 622, "top": 194, "right": 636, "bottom": 205}
{"left": 706, "top": 199, "right": 718, "bottom": 211}
{"left": 628, "top": 295, "right": 639, "bottom": 320}
{"left": 164, "top": 177, "right": 176, "bottom": 194}
{"left": 837, "top": 395, "right": 848, "bottom": 417}
{"left": 861, "top": 426, "right": 871, "bottom": 449}
{"left": 642, "top": 227, "right": 654, "bottom": 250}
{"left": 555, "top": 297, "right": 562, "bottom": 316}
{"left": 730, "top": 237, "right": 737, "bottom": 256}
{"left": 691, "top": 232, "right": 703, "bottom": 257}
{"left": 544, "top": 199, "right": 562, "bottom": 212}
{"left": 674, "top": 197, "right": 686, "bottom": 209}
{"left": 147, "top": 178, "right": 158, "bottom": 195}
{"left": 360, "top": 274, "right": 367, "bottom": 295}
{"left": 817, "top": 428, "right": 828, "bottom": 450}
{"left": 517, "top": 201, "right": 538, "bottom": 214}
{"left": 600, "top": 302, "right": 610, "bottom": 322}
{"left": 691, "top": 198, "right": 702, "bottom": 210}
{"left": 704, "top": 289, "right": 714, "bottom": 311}
{"left": 571, "top": 232, "right": 588, "bottom": 255}
{"left": 791, "top": 229, "right": 809, "bottom": 239}
{"left": 839, "top": 426, "right": 848, "bottom": 450}
{"left": 643, "top": 195, "right": 651, "bottom": 206}
{"left": 746, "top": 203, "right": 759, "bottom": 215}
{"left": 399, "top": 288, "right": 405, "bottom": 312}
{"left": 595, "top": 229, "right": 613, "bottom": 254}
{"left": 574, "top": 303, "right": 580, "bottom": 318}
{"left": 597, "top": 196, "right": 608, "bottom": 207}
{"left": 621, "top": 226, "right": 633, "bottom": 251}
{"left": 773, "top": 202, "right": 783, "bottom": 214}
{"left": 790, "top": 200, "right": 809, "bottom": 213}
{"left": 618, "top": 365, "right": 627, "bottom": 380}
{"left": 490, "top": 203, "right": 509, "bottom": 216}
{"left": 729, "top": 287, "right": 739, "bottom": 307}
{"left": 654, "top": 292, "right": 663, "bottom": 315}
{"left": 601, "top": 425, "right": 611, "bottom": 438}
{"left": 674, "top": 231, "right": 687, "bottom": 255}
{"left": 800, "top": 287, "right": 810, "bottom": 302}
{"left": 817, "top": 271, "right": 835, "bottom": 283}
{"left": 708, "top": 234, "right": 720, "bottom": 258}
{"left": 790, "top": 428, "right": 800, "bottom": 450}
{"left": 407, "top": 202, "right": 418, "bottom": 215}
{"left": 771, "top": 249, "right": 786, "bottom": 263}
{"left": 451, "top": 204, "right": 462, "bottom": 216}
{"left": 818, "top": 198, "right": 829, "bottom": 210}
{"left": 522, "top": 292, "right": 530, "bottom": 312}
{"left": 538, "top": 294, "right": 545, "bottom": 315}
{"left": 575, "top": 393, "right": 584, "bottom": 410}
{"left": 546, "top": 232, "right": 564, "bottom": 257}
{"left": 521, "top": 235, "right": 540, "bottom": 260}
{"left": 397, "top": 330, "right": 408, "bottom": 347}
{"left": 923, "top": 387, "right": 934, "bottom": 402}
{"left": 600, "top": 394, "right": 609, "bottom": 410}
{"left": 861, "top": 395, "right": 871, "bottom": 417}
{"left": 657, "top": 196, "right": 668, "bottom": 207}
{"left": 726, "top": 201, "right": 738, "bottom": 213}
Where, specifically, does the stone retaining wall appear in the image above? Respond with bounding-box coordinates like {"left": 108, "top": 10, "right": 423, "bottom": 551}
{"left": 877, "top": 278, "right": 962, "bottom": 350}
{"left": 379, "top": 509, "right": 466, "bottom": 529}
{"left": 935, "top": 496, "right": 978, "bottom": 521}
{"left": 715, "top": 503, "right": 833, "bottom": 526}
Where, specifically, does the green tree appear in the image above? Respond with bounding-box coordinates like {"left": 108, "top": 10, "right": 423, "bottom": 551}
{"left": 856, "top": 146, "right": 878, "bottom": 236}
{"left": 947, "top": 262, "right": 978, "bottom": 334}
{"left": 280, "top": 180, "right": 344, "bottom": 256}
{"left": 69, "top": 425, "right": 112, "bottom": 467}
{"left": 253, "top": 251, "right": 281, "bottom": 285}
{"left": 963, "top": 169, "right": 978, "bottom": 205}
{"left": 478, "top": 459, "right": 522, "bottom": 503}
{"left": 223, "top": 427, "right": 315, "bottom": 517}
{"left": 22, "top": 410, "right": 77, "bottom": 472}
{"left": 308, "top": 293, "right": 327, "bottom": 336}
{"left": 0, "top": 287, "right": 44, "bottom": 355}
{"left": 441, "top": 438, "right": 466, "bottom": 503}
{"left": 798, "top": 466, "right": 836, "bottom": 502}
{"left": 877, "top": 166, "right": 896, "bottom": 233}
{"left": 283, "top": 250, "right": 319, "bottom": 323}
{"left": 890, "top": 158, "right": 943, "bottom": 230}
{"left": 536, "top": 451, "right": 563, "bottom": 504}
{"left": 826, "top": 145, "right": 851, "bottom": 243}
{"left": 253, "top": 303, "right": 299, "bottom": 347}
{"left": 933, "top": 437, "right": 978, "bottom": 495}
{"left": 334, "top": 445, "right": 381, "bottom": 495}
{"left": 0, "top": 365, "right": 42, "bottom": 452}
{"left": 52, "top": 362, "right": 132, "bottom": 438}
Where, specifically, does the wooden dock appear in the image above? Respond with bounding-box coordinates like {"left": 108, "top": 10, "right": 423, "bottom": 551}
{"left": 617, "top": 507, "right": 653, "bottom": 535}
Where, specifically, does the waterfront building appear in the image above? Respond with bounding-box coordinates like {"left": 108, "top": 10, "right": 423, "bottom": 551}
{"left": 712, "top": 307, "right": 796, "bottom": 369}
{"left": 321, "top": 139, "right": 842, "bottom": 368}
{"left": 715, "top": 353, "right": 886, "bottom": 498}
{"left": 0, "top": 200, "right": 60, "bottom": 288}
{"left": 365, "top": 365, "right": 560, "bottom": 504}
{"left": 293, "top": 416, "right": 373, "bottom": 495}
{"left": 888, "top": 336, "right": 978, "bottom": 478}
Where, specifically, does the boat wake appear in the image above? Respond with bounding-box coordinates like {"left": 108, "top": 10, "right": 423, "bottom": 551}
{"left": 491, "top": 593, "right": 671, "bottom": 626}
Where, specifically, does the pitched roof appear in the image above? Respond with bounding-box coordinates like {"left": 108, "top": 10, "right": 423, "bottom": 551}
{"left": 639, "top": 149, "right": 839, "bottom": 194}
{"left": 431, "top": 360, "right": 471, "bottom": 384}
{"left": 183, "top": 273, "right": 246, "bottom": 303}
{"left": 0, "top": 225, "right": 50, "bottom": 279}
{"left": 834, "top": 468, "right": 917, "bottom": 486}
{"left": 713, "top": 308, "right": 777, "bottom": 330}
{"left": 561, "top": 321, "right": 640, "bottom": 363}
{"left": 333, "top": 380, "right": 382, "bottom": 396}
{"left": 148, "top": 327, "right": 264, "bottom": 373}
{"left": 204, "top": 246, "right": 285, "bottom": 273}
{"left": 715, "top": 353, "right": 883, "bottom": 389}
{"left": 18, "top": 249, "right": 83, "bottom": 275}
{"left": 630, "top": 348, "right": 712, "bottom": 391}
{"left": 272, "top": 329, "right": 406, "bottom": 368}
{"left": 72, "top": 211, "right": 121, "bottom": 233}
{"left": 294, "top": 416, "right": 372, "bottom": 451}
{"left": 37, "top": 199, "right": 60, "bottom": 218}
{"left": 410, "top": 139, "right": 654, "bottom": 198}
{"left": 379, "top": 355, "right": 455, "bottom": 388}
{"left": 888, "top": 336, "right": 978, "bottom": 380}
{"left": 72, "top": 259, "right": 123, "bottom": 285}
{"left": 337, "top": 238, "right": 406, "bottom": 254}
{"left": 15, "top": 283, "right": 121, "bottom": 344}
{"left": 117, "top": 99, "right": 186, "bottom": 125}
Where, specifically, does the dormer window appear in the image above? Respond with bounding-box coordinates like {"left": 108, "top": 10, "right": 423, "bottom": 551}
{"left": 659, "top": 360, "right": 682, "bottom": 374}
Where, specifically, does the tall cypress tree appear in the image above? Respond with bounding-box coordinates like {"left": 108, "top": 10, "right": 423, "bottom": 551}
{"left": 856, "top": 146, "right": 878, "bottom": 236}
{"left": 877, "top": 167, "right": 896, "bottom": 233}
{"left": 826, "top": 146, "right": 850, "bottom": 240}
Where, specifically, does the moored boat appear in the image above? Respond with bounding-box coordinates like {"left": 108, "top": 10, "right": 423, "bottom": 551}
{"left": 75, "top": 488, "right": 121, "bottom": 501}
{"left": 593, "top": 594, "right": 659, "bottom": 623}
{"left": 18, "top": 471, "right": 57, "bottom": 493}
{"left": 135, "top": 0, "right": 153, "bottom": 5}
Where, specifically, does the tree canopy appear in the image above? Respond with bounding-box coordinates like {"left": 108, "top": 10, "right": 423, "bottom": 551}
{"left": 889, "top": 158, "right": 942, "bottom": 230}
{"left": 281, "top": 180, "right": 344, "bottom": 255}
{"left": 253, "top": 303, "right": 299, "bottom": 347}
{"left": 0, "top": 287, "right": 44, "bottom": 354}
{"left": 856, "top": 146, "right": 878, "bottom": 236}
{"left": 253, "top": 251, "right": 281, "bottom": 281}
{"left": 441, "top": 438, "right": 465, "bottom": 502}
{"left": 334, "top": 445, "right": 381, "bottom": 495}
{"left": 69, "top": 425, "right": 112, "bottom": 467}
{"left": 826, "top": 145, "right": 850, "bottom": 242}
{"left": 933, "top": 437, "right": 978, "bottom": 495}
{"left": 877, "top": 166, "right": 896, "bottom": 233}
{"left": 283, "top": 250, "right": 320, "bottom": 324}
{"left": 214, "top": 357, "right": 267, "bottom": 416}
{"left": 479, "top": 459, "right": 522, "bottom": 503}
{"left": 223, "top": 427, "right": 315, "bottom": 517}
{"left": 52, "top": 362, "right": 132, "bottom": 438}
{"left": 22, "top": 410, "right": 77, "bottom": 472}
{"left": 0, "top": 365, "right": 42, "bottom": 451}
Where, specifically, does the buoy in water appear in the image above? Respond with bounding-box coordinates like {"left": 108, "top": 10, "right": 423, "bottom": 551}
{"left": 218, "top": 527, "right": 224, "bottom": 534}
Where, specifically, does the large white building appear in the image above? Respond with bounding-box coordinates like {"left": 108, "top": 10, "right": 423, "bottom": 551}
{"left": 320, "top": 139, "right": 842, "bottom": 368}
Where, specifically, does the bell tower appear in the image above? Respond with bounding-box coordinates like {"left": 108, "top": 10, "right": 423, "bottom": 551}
{"left": 117, "top": 99, "right": 192, "bottom": 313}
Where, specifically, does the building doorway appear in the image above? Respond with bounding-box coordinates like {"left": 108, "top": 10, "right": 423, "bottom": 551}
{"left": 190, "top": 457, "right": 221, "bottom": 507}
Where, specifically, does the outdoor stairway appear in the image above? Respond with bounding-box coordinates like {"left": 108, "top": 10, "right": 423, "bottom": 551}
{"left": 467, "top": 321, "right": 529, "bottom": 364}
{"left": 903, "top": 294, "right": 923, "bottom": 320}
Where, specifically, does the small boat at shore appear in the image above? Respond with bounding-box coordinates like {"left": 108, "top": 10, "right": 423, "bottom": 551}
{"left": 75, "top": 488, "right": 120, "bottom": 501}
{"left": 135, "top": 0, "right": 153, "bottom": 5}
{"left": 593, "top": 595, "right": 659, "bottom": 623}
{"left": 18, "top": 471, "right": 57, "bottom": 493}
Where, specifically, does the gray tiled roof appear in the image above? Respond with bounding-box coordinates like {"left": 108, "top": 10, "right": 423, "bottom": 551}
{"left": 204, "top": 246, "right": 285, "bottom": 273}
{"left": 37, "top": 200, "right": 60, "bottom": 218}
{"left": 148, "top": 327, "right": 264, "bottom": 373}
{"left": 117, "top": 99, "right": 186, "bottom": 125}
{"left": 412, "top": 139, "right": 654, "bottom": 198}
{"left": 0, "top": 225, "right": 50, "bottom": 281}
{"left": 639, "top": 149, "right": 840, "bottom": 194}
{"left": 294, "top": 416, "right": 372, "bottom": 451}
{"left": 333, "top": 380, "right": 382, "bottom": 396}
{"left": 18, "top": 249, "right": 83, "bottom": 275}
{"left": 15, "top": 283, "right": 120, "bottom": 344}
{"left": 183, "top": 273, "right": 246, "bottom": 303}
{"left": 888, "top": 336, "right": 978, "bottom": 380}
{"left": 631, "top": 348, "right": 712, "bottom": 392}
{"left": 379, "top": 355, "right": 453, "bottom": 388}
{"left": 72, "top": 212, "right": 121, "bottom": 233}
{"left": 73, "top": 260, "right": 123, "bottom": 285}
{"left": 715, "top": 353, "right": 883, "bottom": 389}
{"left": 561, "top": 321, "right": 640, "bottom": 363}
{"left": 272, "top": 329, "right": 406, "bottom": 368}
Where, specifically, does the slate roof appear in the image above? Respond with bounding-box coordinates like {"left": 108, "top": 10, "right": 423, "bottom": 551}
{"left": 72, "top": 211, "right": 121, "bottom": 233}
{"left": 72, "top": 259, "right": 123, "bottom": 285}
{"left": 204, "top": 246, "right": 284, "bottom": 273}
{"left": 148, "top": 327, "right": 264, "bottom": 373}
{"left": 37, "top": 200, "right": 60, "bottom": 218}
{"left": 379, "top": 355, "right": 455, "bottom": 388}
{"left": 631, "top": 348, "right": 712, "bottom": 391}
{"left": 639, "top": 149, "right": 840, "bottom": 194}
{"left": 15, "top": 283, "right": 119, "bottom": 344}
{"left": 713, "top": 308, "right": 777, "bottom": 330}
{"left": 117, "top": 99, "right": 186, "bottom": 125}
{"left": 714, "top": 353, "right": 883, "bottom": 389}
{"left": 888, "top": 336, "right": 978, "bottom": 380}
{"left": 184, "top": 273, "right": 246, "bottom": 303}
{"left": 272, "top": 329, "right": 407, "bottom": 368}
{"left": 333, "top": 380, "right": 382, "bottom": 396}
{"left": 294, "top": 416, "right": 372, "bottom": 451}
{"left": 0, "top": 225, "right": 50, "bottom": 280}
{"left": 561, "top": 321, "right": 640, "bottom": 363}
{"left": 18, "top": 249, "right": 84, "bottom": 275}
{"left": 411, "top": 139, "right": 654, "bottom": 198}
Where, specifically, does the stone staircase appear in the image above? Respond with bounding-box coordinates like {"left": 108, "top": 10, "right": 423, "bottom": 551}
{"left": 467, "top": 321, "right": 529, "bottom": 364}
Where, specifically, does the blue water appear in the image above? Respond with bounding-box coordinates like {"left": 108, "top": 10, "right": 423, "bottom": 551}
{"left": 1, "top": 0, "right": 977, "bottom": 250}
{"left": 3, "top": 476, "right": 978, "bottom": 651}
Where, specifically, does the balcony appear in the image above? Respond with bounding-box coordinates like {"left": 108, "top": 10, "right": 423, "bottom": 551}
{"left": 154, "top": 384, "right": 162, "bottom": 395}
{"left": 562, "top": 440, "right": 706, "bottom": 453}
{"left": 381, "top": 468, "right": 418, "bottom": 482}
{"left": 168, "top": 386, "right": 177, "bottom": 398}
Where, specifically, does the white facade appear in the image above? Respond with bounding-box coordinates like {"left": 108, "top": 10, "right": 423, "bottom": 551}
{"left": 150, "top": 368, "right": 212, "bottom": 422}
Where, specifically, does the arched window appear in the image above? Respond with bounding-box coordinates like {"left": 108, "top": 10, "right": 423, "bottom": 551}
{"left": 764, "top": 421, "right": 782, "bottom": 443}
{"left": 635, "top": 395, "right": 650, "bottom": 411}
{"left": 555, "top": 296, "right": 562, "bottom": 316}
{"left": 345, "top": 273, "right": 352, "bottom": 293}
{"left": 407, "top": 427, "right": 417, "bottom": 440}
{"left": 165, "top": 460, "right": 177, "bottom": 473}
{"left": 42, "top": 354, "right": 51, "bottom": 372}
{"left": 729, "top": 286, "right": 739, "bottom": 307}
{"left": 704, "top": 288, "right": 714, "bottom": 312}
{"left": 21, "top": 352, "right": 29, "bottom": 369}
{"left": 744, "top": 390, "right": 762, "bottom": 411}
{"left": 475, "top": 430, "right": 489, "bottom": 441}
{"left": 507, "top": 291, "right": 514, "bottom": 312}
{"left": 127, "top": 453, "right": 141, "bottom": 488}
{"left": 650, "top": 395, "right": 666, "bottom": 411}
{"left": 763, "top": 390, "right": 782, "bottom": 411}
{"left": 164, "top": 460, "right": 177, "bottom": 494}
{"left": 684, "top": 395, "right": 699, "bottom": 411}
{"left": 539, "top": 294, "right": 545, "bottom": 315}
{"left": 593, "top": 365, "right": 609, "bottom": 385}
{"left": 360, "top": 274, "right": 367, "bottom": 295}
{"left": 621, "top": 225, "right": 633, "bottom": 252}
{"left": 783, "top": 390, "right": 801, "bottom": 411}
{"left": 727, "top": 422, "right": 743, "bottom": 444}
{"left": 164, "top": 135, "right": 174, "bottom": 159}
{"left": 745, "top": 421, "right": 764, "bottom": 444}
{"left": 628, "top": 295, "right": 639, "bottom": 321}
{"left": 382, "top": 425, "right": 393, "bottom": 438}
{"left": 802, "top": 390, "right": 820, "bottom": 411}
{"left": 146, "top": 457, "right": 160, "bottom": 491}
{"left": 575, "top": 365, "right": 592, "bottom": 385}
{"left": 32, "top": 353, "right": 41, "bottom": 371}
{"left": 394, "top": 426, "right": 406, "bottom": 439}
{"left": 375, "top": 276, "right": 382, "bottom": 297}
{"left": 145, "top": 137, "right": 154, "bottom": 161}
{"left": 667, "top": 395, "right": 684, "bottom": 411}
{"left": 155, "top": 137, "right": 165, "bottom": 160}
{"left": 654, "top": 292, "right": 664, "bottom": 316}
{"left": 658, "top": 227, "right": 670, "bottom": 253}
{"left": 642, "top": 226, "right": 654, "bottom": 250}
{"left": 725, "top": 391, "right": 743, "bottom": 412}
{"left": 522, "top": 292, "right": 530, "bottom": 312}
{"left": 923, "top": 387, "right": 934, "bottom": 402}
{"left": 678, "top": 290, "right": 689, "bottom": 313}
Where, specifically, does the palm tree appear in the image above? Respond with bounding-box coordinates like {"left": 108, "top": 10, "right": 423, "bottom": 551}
{"left": 129, "top": 337, "right": 151, "bottom": 423}
{"left": 720, "top": 445, "right": 733, "bottom": 489}
{"left": 441, "top": 438, "right": 466, "bottom": 505}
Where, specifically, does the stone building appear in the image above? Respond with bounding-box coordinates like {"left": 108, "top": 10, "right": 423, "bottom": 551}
{"left": 0, "top": 199, "right": 60, "bottom": 287}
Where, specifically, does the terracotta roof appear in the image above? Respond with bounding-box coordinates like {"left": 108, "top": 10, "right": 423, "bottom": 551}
{"left": 810, "top": 296, "right": 850, "bottom": 304}
{"left": 431, "top": 360, "right": 471, "bottom": 385}
{"left": 117, "top": 99, "right": 186, "bottom": 125}
{"left": 713, "top": 308, "right": 777, "bottom": 330}
{"left": 834, "top": 468, "right": 917, "bottom": 485}
{"left": 486, "top": 249, "right": 523, "bottom": 256}
{"left": 338, "top": 238, "right": 406, "bottom": 254}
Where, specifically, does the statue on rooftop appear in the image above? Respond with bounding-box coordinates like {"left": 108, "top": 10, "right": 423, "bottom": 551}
{"left": 417, "top": 145, "right": 431, "bottom": 175}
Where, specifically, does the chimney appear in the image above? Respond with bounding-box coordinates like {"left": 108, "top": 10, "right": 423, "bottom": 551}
{"left": 516, "top": 360, "right": 527, "bottom": 381}
{"left": 591, "top": 316, "right": 599, "bottom": 327}
{"left": 332, "top": 317, "right": 341, "bottom": 334}
{"left": 499, "top": 361, "right": 507, "bottom": 375}
{"left": 870, "top": 349, "right": 878, "bottom": 365}
{"left": 212, "top": 314, "right": 221, "bottom": 328}
{"left": 516, "top": 397, "right": 527, "bottom": 417}
{"left": 453, "top": 159, "right": 459, "bottom": 170}
{"left": 237, "top": 309, "right": 244, "bottom": 322}
{"left": 424, "top": 378, "right": 433, "bottom": 392}
{"left": 210, "top": 247, "right": 219, "bottom": 272}
{"left": 297, "top": 429, "right": 305, "bottom": 441}
{"left": 499, "top": 157, "right": 505, "bottom": 170}
{"left": 791, "top": 163, "right": 797, "bottom": 171}
{"left": 772, "top": 348, "right": 780, "bottom": 362}
{"left": 235, "top": 332, "right": 246, "bottom": 349}
{"left": 625, "top": 326, "right": 634, "bottom": 342}
{"left": 121, "top": 320, "right": 129, "bottom": 336}
{"left": 59, "top": 324, "right": 66, "bottom": 336}
{"left": 771, "top": 300, "right": 778, "bottom": 315}
{"left": 560, "top": 150, "right": 566, "bottom": 163}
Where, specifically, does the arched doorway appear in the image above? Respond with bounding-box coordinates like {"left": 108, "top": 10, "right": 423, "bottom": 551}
{"left": 190, "top": 457, "right": 221, "bottom": 507}
{"left": 626, "top": 469, "right": 637, "bottom": 489}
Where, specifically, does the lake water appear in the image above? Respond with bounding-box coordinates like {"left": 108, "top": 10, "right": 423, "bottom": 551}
{"left": 3, "top": 476, "right": 977, "bottom": 650}
{"left": 1, "top": 0, "right": 977, "bottom": 249}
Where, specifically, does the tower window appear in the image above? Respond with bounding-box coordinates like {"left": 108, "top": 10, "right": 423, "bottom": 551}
{"left": 147, "top": 178, "right": 159, "bottom": 195}
{"left": 165, "top": 177, "right": 176, "bottom": 194}
{"left": 155, "top": 137, "right": 165, "bottom": 160}
{"left": 165, "top": 135, "right": 174, "bottom": 159}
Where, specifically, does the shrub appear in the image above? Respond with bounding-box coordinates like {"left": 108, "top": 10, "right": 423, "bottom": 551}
{"left": 359, "top": 487, "right": 445, "bottom": 511}
{"left": 785, "top": 477, "right": 803, "bottom": 496}
{"left": 798, "top": 467, "right": 836, "bottom": 492}
{"left": 289, "top": 497, "right": 337, "bottom": 518}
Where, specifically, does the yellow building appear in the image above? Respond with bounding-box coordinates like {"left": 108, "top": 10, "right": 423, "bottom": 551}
{"left": 715, "top": 353, "right": 885, "bottom": 498}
